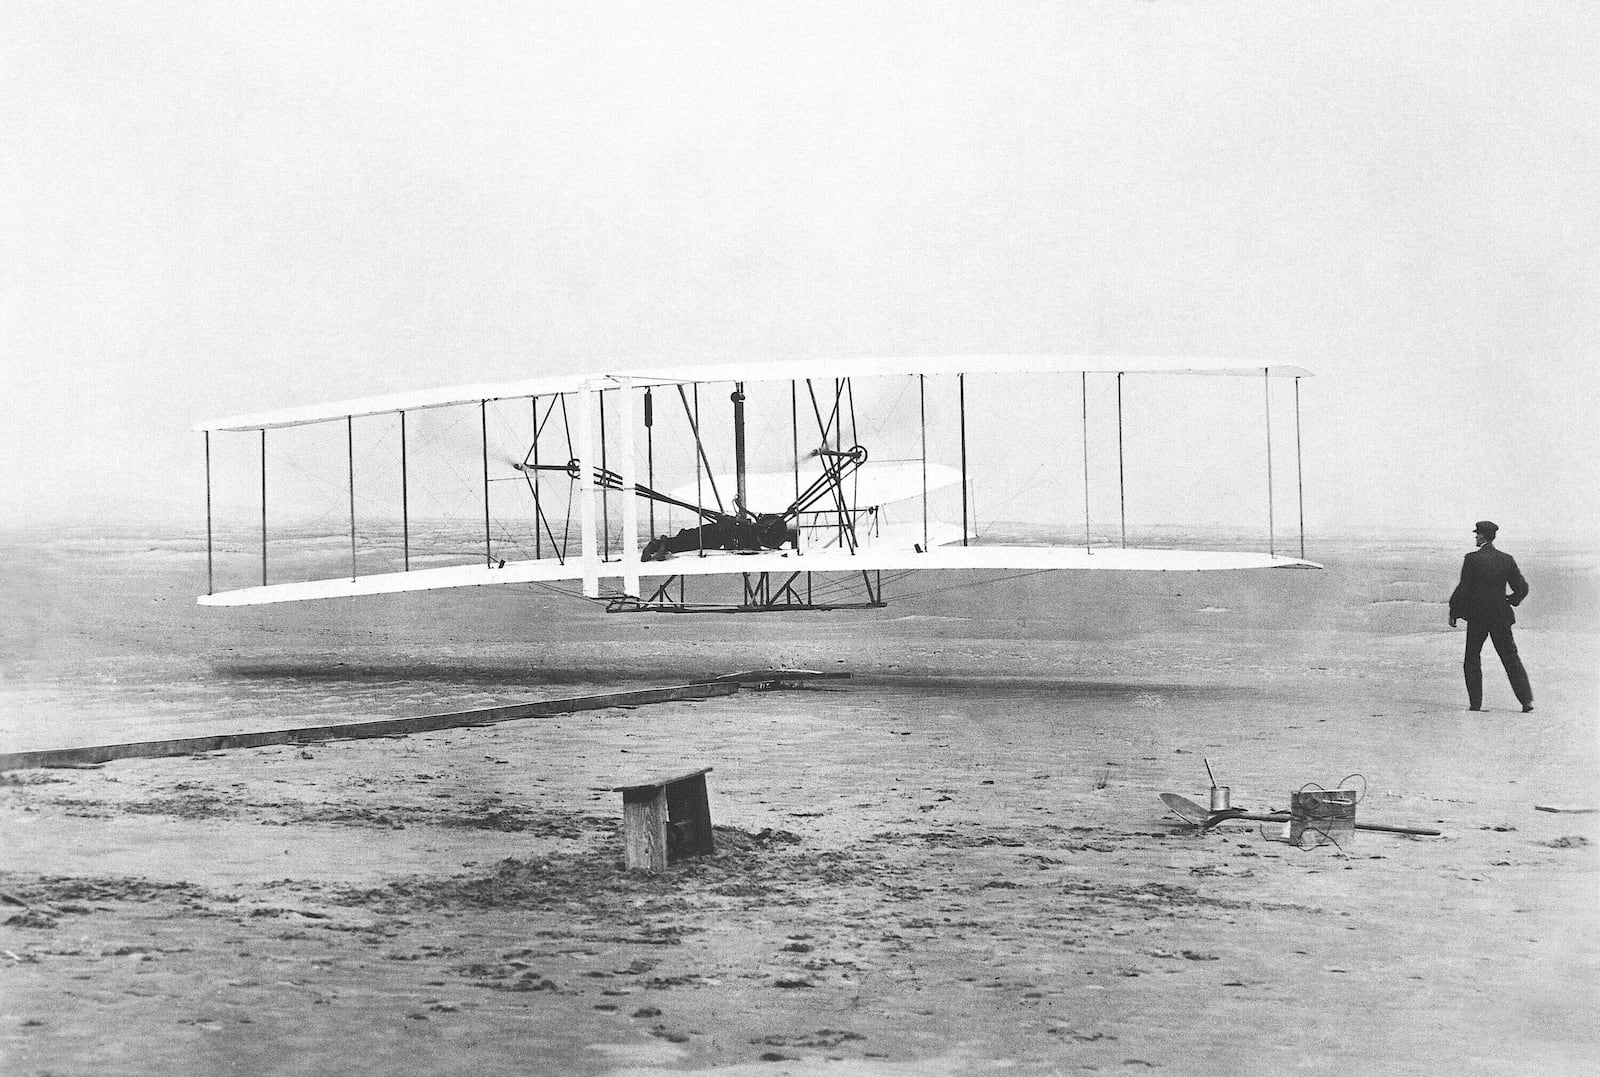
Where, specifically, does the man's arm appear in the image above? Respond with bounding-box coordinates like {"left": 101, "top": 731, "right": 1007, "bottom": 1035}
{"left": 1448, "top": 555, "right": 1472, "bottom": 626}
{"left": 1507, "top": 556, "right": 1529, "bottom": 607}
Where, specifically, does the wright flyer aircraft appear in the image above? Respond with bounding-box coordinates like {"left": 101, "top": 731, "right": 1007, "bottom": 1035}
{"left": 196, "top": 356, "right": 1320, "bottom": 613}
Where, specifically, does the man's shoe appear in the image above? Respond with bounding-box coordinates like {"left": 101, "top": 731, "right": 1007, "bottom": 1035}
{"left": 1522, "top": 703, "right": 1535, "bottom": 713}
{"left": 1468, "top": 706, "right": 1484, "bottom": 712}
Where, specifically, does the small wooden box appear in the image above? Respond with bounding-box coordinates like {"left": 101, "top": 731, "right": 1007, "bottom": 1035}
{"left": 612, "top": 767, "right": 715, "bottom": 873}
{"left": 1290, "top": 788, "right": 1358, "bottom": 849}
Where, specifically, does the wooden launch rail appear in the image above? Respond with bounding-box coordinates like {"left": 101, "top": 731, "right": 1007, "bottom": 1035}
{"left": 0, "top": 682, "right": 738, "bottom": 771}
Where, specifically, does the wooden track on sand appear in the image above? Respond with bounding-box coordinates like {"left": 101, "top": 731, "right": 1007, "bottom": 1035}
{"left": 0, "top": 681, "right": 738, "bottom": 771}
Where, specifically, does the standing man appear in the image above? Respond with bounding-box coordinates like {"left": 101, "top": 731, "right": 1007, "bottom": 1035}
{"left": 1448, "top": 520, "right": 1534, "bottom": 712}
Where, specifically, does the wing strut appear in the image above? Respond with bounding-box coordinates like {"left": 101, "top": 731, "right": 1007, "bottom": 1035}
{"left": 1294, "top": 375, "right": 1305, "bottom": 560}
{"left": 578, "top": 385, "right": 599, "bottom": 597}
{"left": 400, "top": 410, "right": 410, "bottom": 570}
{"left": 791, "top": 381, "right": 801, "bottom": 520}
{"left": 919, "top": 374, "right": 929, "bottom": 552}
{"left": 958, "top": 373, "right": 968, "bottom": 547}
{"left": 1080, "top": 373, "right": 1091, "bottom": 553}
{"left": 619, "top": 378, "right": 640, "bottom": 598}
{"left": 694, "top": 384, "right": 704, "bottom": 555}
{"left": 1116, "top": 374, "right": 1126, "bottom": 549}
{"left": 1263, "top": 368, "right": 1275, "bottom": 558}
{"left": 204, "top": 431, "right": 214, "bottom": 594}
{"left": 529, "top": 397, "right": 540, "bottom": 560}
{"left": 599, "top": 390, "right": 610, "bottom": 561}
{"left": 259, "top": 429, "right": 268, "bottom": 586}
{"left": 347, "top": 416, "right": 357, "bottom": 580}
{"left": 804, "top": 379, "right": 861, "bottom": 553}
{"left": 520, "top": 395, "right": 573, "bottom": 565}
{"left": 480, "top": 401, "right": 493, "bottom": 567}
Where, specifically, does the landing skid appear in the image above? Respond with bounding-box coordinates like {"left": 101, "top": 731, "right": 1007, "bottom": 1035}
{"left": 605, "top": 570, "right": 888, "bottom": 614}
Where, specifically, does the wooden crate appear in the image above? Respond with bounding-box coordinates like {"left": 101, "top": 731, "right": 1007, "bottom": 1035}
{"left": 612, "top": 767, "right": 715, "bottom": 873}
{"left": 1289, "top": 788, "right": 1358, "bottom": 849}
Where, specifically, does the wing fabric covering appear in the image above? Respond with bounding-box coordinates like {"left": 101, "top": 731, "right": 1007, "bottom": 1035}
{"left": 197, "top": 356, "right": 1311, "bottom": 433}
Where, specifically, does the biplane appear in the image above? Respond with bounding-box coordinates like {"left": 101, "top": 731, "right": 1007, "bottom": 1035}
{"left": 196, "top": 356, "right": 1320, "bottom": 613}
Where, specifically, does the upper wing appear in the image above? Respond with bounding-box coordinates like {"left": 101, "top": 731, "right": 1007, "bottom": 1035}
{"left": 197, "top": 372, "right": 593, "bottom": 432}
{"left": 196, "top": 355, "right": 1312, "bottom": 432}
{"left": 623, "top": 355, "right": 1313, "bottom": 387}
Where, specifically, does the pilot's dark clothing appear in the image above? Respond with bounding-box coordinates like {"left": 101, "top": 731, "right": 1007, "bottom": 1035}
{"left": 643, "top": 514, "right": 795, "bottom": 560}
{"left": 1448, "top": 543, "right": 1532, "bottom": 709}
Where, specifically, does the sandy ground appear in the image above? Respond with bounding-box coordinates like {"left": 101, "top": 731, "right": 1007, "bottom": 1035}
{"left": 2, "top": 526, "right": 1597, "bottom": 1075}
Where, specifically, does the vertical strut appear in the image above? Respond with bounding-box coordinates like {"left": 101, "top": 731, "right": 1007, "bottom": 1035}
{"left": 599, "top": 391, "right": 610, "bottom": 560}
{"left": 578, "top": 386, "right": 599, "bottom": 597}
{"left": 619, "top": 379, "right": 639, "bottom": 598}
{"left": 1263, "top": 368, "right": 1275, "bottom": 557}
{"left": 400, "top": 410, "right": 410, "bottom": 571}
{"left": 259, "top": 429, "right": 267, "bottom": 586}
{"left": 644, "top": 387, "right": 655, "bottom": 538}
{"left": 694, "top": 385, "right": 704, "bottom": 554}
{"left": 526, "top": 399, "right": 566, "bottom": 565}
{"left": 1294, "top": 376, "right": 1305, "bottom": 560}
{"left": 204, "top": 431, "right": 213, "bottom": 595}
{"left": 958, "top": 373, "right": 968, "bottom": 546}
{"left": 347, "top": 415, "right": 357, "bottom": 580}
{"left": 530, "top": 398, "right": 540, "bottom": 560}
{"left": 1081, "top": 372, "right": 1091, "bottom": 552}
{"left": 918, "top": 374, "right": 928, "bottom": 551}
{"left": 481, "top": 400, "right": 493, "bottom": 566}
{"left": 1116, "top": 372, "right": 1126, "bottom": 549}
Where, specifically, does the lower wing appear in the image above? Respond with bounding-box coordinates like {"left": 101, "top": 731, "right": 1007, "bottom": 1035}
{"left": 198, "top": 545, "right": 1320, "bottom": 607}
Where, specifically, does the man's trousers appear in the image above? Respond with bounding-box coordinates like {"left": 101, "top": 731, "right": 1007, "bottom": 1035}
{"left": 1464, "top": 620, "right": 1533, "bottom": 709}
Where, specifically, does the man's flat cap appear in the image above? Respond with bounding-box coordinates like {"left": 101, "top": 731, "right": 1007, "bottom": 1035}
{"left": 1474, "top": 520, "right": 1498, "bottom": 538}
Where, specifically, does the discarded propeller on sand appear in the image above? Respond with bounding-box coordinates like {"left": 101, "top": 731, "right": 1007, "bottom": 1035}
{"left": 1159, "top": 793, "right": 1442, "bottom": 837}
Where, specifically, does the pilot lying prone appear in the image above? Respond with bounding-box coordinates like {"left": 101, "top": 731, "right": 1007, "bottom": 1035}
{"left": 641, "top": 508, "right": 796, "bottom": 561}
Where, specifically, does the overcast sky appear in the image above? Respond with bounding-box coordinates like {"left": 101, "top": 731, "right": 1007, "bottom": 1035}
{"left": 3, "top": 2, "right": 1595, "bottom": 542}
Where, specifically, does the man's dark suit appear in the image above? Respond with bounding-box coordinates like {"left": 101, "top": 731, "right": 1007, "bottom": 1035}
{"left": 1448, "top": 543, "right": 1532, "bottom": 709}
